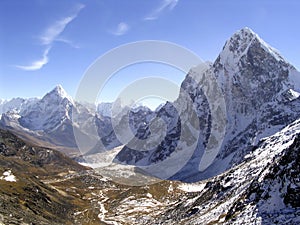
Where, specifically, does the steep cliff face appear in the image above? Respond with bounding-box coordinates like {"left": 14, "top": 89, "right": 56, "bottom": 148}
{"left": 213, "top": 27, "right": 299, "bottom": 146}
{"left": 114, "top": 27, "right": 300, "bottom": 181}
{"left": 197, "top": 27, "right": 300, "bottom": 180}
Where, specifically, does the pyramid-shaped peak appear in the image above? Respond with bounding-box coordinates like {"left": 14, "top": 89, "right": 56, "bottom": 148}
{"left": 217, "top": 27, "right": 284, "bottom": 69}
{"left": 227, "top": 27, "right": 260, "bottom": 50}
{"left": 43, "top": 85, "right": 74, "bottom": 104}
{"left": 235, "top": 27, "right": 256, "bottom": 36}
{"left": 52, "top": 84, "right": 67, "bottom": 96}
{"left": 229, "top": 27, "right": 278, "bottom": 49}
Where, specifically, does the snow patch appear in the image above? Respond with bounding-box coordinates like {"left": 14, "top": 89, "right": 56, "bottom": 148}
{"left": 178, "top": 183, "right": 206, "bottom": 192}
{"left": 0, "top": 170, "right": 17, "bottom": 182}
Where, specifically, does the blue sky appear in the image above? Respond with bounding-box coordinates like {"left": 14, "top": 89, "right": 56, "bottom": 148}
{"left": 1, "top": 0, "right": 299, "bottom": 106}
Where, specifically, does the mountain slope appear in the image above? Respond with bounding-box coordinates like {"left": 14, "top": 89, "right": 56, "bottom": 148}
{"left": 0, "top": 129, "right": 104, "bottom": 225}
{"left": 149, "top": 118, "right": 300, "bottom": 225}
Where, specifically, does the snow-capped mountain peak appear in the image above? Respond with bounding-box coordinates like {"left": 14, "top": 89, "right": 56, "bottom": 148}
{"left": 41, "top": 84, "right": 74, "bottom": 105}
{"left": 214, "top": 27, "right": 295, "bottom": 107}
{"left": 53, "top": 84, "right": 68, "bottom": 97}
{"left": 217, "top": 27, "right": 285, "bottom": 72}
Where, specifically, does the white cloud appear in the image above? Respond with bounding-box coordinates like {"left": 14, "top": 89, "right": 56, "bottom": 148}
{"left": 40, "top": 16, "right": 75, "bottom": 45}
{"left": 144, "top": 0, "right": 179, "bottom": 20}
{"left": 40, "top": 3, "right": 85, "bottom": 45}
{"left": 111, "top": 22, "right": 130, "bottom": 36}
{"left": 55, "top": 37, "right": 80, "bottom": 48}
{"left": 15, "top": 4, "right": 84, "bottom": 71}
{"left": 15, "top": 46, "right": 51, "bottom": 71}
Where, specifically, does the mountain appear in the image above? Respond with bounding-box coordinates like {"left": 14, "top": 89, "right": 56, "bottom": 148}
{"left": 0, "top": 86, "right": 157, "bottom": 157}
{"left": 110, "top": 27, "right": 300, "bottom": 182}
{"left": 191, "top": 27, "right": 300, "bottom": 180}
{"left": 0, "top": 85, "right": 98, "bottom": 155}
{"left": 97, "top": 102, "right": 113, "bottom": 117}
{"left": 0, "top": 97, "right": 38, "bottom": 117}
{"left": 18, "top": 85, "right": 74, "bottom": 131}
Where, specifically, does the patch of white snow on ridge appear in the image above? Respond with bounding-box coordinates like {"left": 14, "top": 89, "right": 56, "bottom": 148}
{"left": 289, "top": 89, "right": 300, "bottom": 98}
{"left": 0, "top": 170, "right": 17, "bottom": 182}
{"left": 178, "top": 183, "right": 206, "bottom": 192}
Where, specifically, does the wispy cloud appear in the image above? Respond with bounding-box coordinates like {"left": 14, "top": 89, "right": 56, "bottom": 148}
{"left": 15, "top": 46, "right": 51, "bottom": 71}
{"left": 40, "top": 3, "right": 85, "bottom": 45}
{"left": 111, "top": 22, "right": 130, "bottom": 36}
{"left": 55, "top": 37, "right": 80, "bottom": 48}
{"left": 144, "top": 0, "right": 179, "bottom": 20}
{"left": 16, "top": 4, "right": 84, "bottom": 71}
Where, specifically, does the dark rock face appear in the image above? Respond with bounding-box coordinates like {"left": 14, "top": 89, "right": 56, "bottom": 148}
{"left": 225, "top": 133, "right": 300, "bottom": 223}
{"left": 272, "top": 136, "right": 300, "bottom": 208}
{"left": 114, "top": 102, "right": 181, "bottom": 165}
